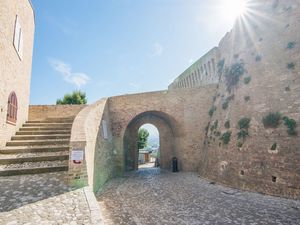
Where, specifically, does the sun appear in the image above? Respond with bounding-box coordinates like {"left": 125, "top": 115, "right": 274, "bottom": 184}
{"left": 219, "top": 0, "right": 249, "bottom": 24}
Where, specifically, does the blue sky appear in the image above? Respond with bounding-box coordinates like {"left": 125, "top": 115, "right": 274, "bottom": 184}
{"left": 30, "top": 0, "right": 237, "bottom": 104}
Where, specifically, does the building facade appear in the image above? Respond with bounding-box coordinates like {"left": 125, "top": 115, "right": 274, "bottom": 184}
{"left": 0, "top": 0, "right": 35, "bottom": 147}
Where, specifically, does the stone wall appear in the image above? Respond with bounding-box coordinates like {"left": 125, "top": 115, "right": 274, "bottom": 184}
{"left": 0, "top": 0, "right": 34, "bottom": 147}
{"left": 108, "top": 87, "right": 217, "bottom": 174}
{"left": 68, "top": 99, "right": 115, "bottom": 192}
{"left": 196, "top": 0, "right": 300, "bottom": 199}
{"left": 168, "top": 47, "right": 220, "bottom": 89}
{"left": 28, "top": 105, "right": 86, "bottom": 120}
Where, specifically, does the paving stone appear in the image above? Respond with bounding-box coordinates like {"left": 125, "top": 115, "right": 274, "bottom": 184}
{"left": 97, "top": 168, "right": 300, "bottom": 225}
{"left": 0, "top": 172, "right": 92, "bottom": 224}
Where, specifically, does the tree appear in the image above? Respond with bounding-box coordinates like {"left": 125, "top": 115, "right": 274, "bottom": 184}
{"left": 138, "top": 128, "right": 149, "bottom": 150}
{"left": 56, "top": 90, "right": 87, "bottom": 105}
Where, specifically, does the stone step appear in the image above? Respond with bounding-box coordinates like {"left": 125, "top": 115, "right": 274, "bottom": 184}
{"left": 0, "top": 153, "right": 69, "bottom": 164}
{"left": 19, "top": 127, "right": 71, "bottom": 131}
{"left": 23, "top": 123, "right": 73, "bottom": 127}
{"left": 16, "top": 130, "right": 71, "bottom": 135}
{"left": 6, "top": 139, "right": 70, "bottom": 146}
{"left": 26, "top": 119, "right": 74, "bottom": 124}
{"left": 0, "top": 145, "right": 69, "bottom": 154}
{"left": 11, "top": 134, "right": 71, "bottom": 141}
{"left": 0, "top": 165, "right": 68, "bottom": 176}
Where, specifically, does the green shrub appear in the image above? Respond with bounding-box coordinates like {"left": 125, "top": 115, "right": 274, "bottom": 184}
{"left": 222, "top": 101, "right": 229, "bottom": 110}
{"left": 237, "top": 142, "right": 243, "bottom": 148}
{"left": 244, "top": 76, "right": 251, "bottom": 84}
{"left": 220, "top": 131, "right": 232, "bottom": 144}
{"left": 262, "top": 112, "right": 281, "bottom": 128}
{"left": 287, "top": 62, "right": 295, "bottom": 70}
{"left": 285, "top": 86, "right": 290, "bottom": 92}
{"left": 255, "top": 55, "right": 262, "bottom": 62}
{"left": 287, "top": 42, "right": 296, "bottom": 49}
{"left": 224, "top": 62, "right": 245, "bottom": 92}
{"left": 270, "top": 143, "right": 277, "bottom": 150}
{"left": 224, "top": 120, "right": 230, "bottom": 129}
{"left": 215, "top": 131, "right": 221, "bottom": 137}
{"left": 237, "top": 130, "right": 249, "bottom": 140}
{"left": 238, "top": 117, "right": 251, "bottom": 130}
{"left": 222, "top": 95, "right": 234, "bottom": 110}
{"left": 244, "top": 96, "right": 250, "bottom": 102}
{"left": 283, "top": 116, "right": 297, "bottom": 135}
{"left": 208, "top": 106, "right": 217, "bottom": 117}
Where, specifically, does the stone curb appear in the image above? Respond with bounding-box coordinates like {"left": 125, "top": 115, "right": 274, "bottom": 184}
{"left": 83, "top": 186, "right": 104, "bottom": 225}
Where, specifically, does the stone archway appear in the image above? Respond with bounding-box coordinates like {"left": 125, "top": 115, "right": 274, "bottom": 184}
{"left": 123, "top": 111, "right": 177, "bottom": 171}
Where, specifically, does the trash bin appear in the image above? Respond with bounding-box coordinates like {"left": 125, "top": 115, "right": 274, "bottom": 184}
{"left": 172, "top": 157, "right": 178, "bottom": 172}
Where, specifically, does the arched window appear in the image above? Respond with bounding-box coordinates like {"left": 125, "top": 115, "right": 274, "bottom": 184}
{"left": 7, "top": 92, "right": 18, "bottom": 124}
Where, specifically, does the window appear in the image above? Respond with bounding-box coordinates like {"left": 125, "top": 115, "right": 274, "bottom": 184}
{"left": 13, "top": 15, "right": 23, "bottom": 59}
{"left": 7, "top": 92, "right": 18, "bottom": 124}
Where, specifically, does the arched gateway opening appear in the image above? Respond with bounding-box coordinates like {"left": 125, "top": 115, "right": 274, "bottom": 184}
{"left": 137, "top": 124, "right": 159, "bottom": 169}
{"left": 123, "top": 111, "right": 178, "bottom": 171}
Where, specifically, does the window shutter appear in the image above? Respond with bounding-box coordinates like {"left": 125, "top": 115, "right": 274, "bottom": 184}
{"left": 13, "top": 16, "right": 20, "bottom": 51}
{"left": 18, "top": 30, "right": 23, "bottom": 59}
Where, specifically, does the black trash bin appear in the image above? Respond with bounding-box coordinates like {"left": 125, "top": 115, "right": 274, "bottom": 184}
{"left": 172, "top": 157, "right": 179, "bottom": 172}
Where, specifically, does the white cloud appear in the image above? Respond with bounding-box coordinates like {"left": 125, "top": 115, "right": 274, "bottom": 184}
{"left": 49, "top": 59, "right": 90, "bottom": 87}
{"left": 129, "top": 82, "right": 140, "bottom": 88}
{"left": 149, "top": 42, "right": 163, "bottom": 57}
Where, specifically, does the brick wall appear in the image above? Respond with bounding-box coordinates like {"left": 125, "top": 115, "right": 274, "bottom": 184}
{"left": 68, "top": 99, "right": 115, "bottom": 192}
{"left": 197, "top": 0, "right": 300, "bottom": 199}
{"left": 28, "top": 105, "right": 86, "bottom": 120}
{"left": 0, "top": 0, "right": 34, "bottom": 147}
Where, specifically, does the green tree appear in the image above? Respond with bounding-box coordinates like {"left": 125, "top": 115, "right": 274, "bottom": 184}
{"left": 138, "top": 128, "right": 149, "bottom": 150}
{"left": 56, "top": 90, "right": 87, "bottom": 105}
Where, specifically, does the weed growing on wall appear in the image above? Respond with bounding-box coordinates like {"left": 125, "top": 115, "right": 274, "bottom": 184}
{"left": 224, "top": 120, "right": 230, "bottom": 129}
{"left": 283, "top": 116, "right": 297, "bottom": 135}
{"left": 220, "top": 131, "right": 231, "bottom": 144}
{"left": 244, "top": 76, "right": 251, "bottom": 84}
{"left": 287, "top": 41, "right": 296, "bottom": 49}
{"left": 262, "top": 112, "right": 281, "bottom": 128}
{"left": 224, "top": 61, "right": 245, "bottom": 92}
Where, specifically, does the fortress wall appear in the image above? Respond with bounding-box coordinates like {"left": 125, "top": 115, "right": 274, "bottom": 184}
{"left": 168, "top": 47, "right": 220, "bottom": 89}
{"left": 198, "top": 0, "right": 300, "bottom": 199}
{"left": 108, "top": 87, "right": 217, "bottom": 174}
{"left": 28, "top": 105, "right": 86, "bottom": 120}
{"left": 0, "top": 0, "right": 34, "bottom": 147}
{"left": 68, "top": 99, "right": 115, "bottom": 192}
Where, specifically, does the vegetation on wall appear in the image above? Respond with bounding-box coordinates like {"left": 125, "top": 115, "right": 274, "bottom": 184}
{"left": 287, "top": 41, "right": 296, "bottom": 49}
{"left": 220, "top": 131, "right": 231, "bottom": 144}
{"left": 262, "top": 112, "right": 281, "bottom": 128}
{"left": 244, "top": 96, "right": 250, "bottom": 102}
{"left": 224, "top": 61, "right": 245, "bottom": 92}
{"left": 237, "top": 117, "right": 251, "bottom": 142}
{"left": 283, "top": 116, "right": 297, "bottom": 135}
{"left": 222, "top": 95, "right": 234, "bottom": 110}
{"left": 56, "top": 90, "right": 87, "bottom": 105}
{"left": 224, "top": 120, "right": 230, "bottom": 129}
{"left": 244, "top": 76, "right": 251, "bottom": 84}
{"left": 208, "top": 106, "right": 217, "bottom": 117}
{"left": 255, "top": 55, "right": 262, "bottom": 62}
{"left": 270, "top": 142, "right": 277, "bottom": 150}
{"left": 262, "top": 113, "right": 297, "bottom": 135}
{"left": 287, "top": 62, "right": 295, "bottom": 70}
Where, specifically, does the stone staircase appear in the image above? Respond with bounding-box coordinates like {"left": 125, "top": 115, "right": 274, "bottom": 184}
{"left": 0, "top": 118, "right": 73, "bottom": 176}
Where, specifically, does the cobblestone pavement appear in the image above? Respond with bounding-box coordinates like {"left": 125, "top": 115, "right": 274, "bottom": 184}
{"left": 0, "top": 172, "right": 92, "bottom": 224}
{"left": 97, "top": 168, "right": 300, "bottom": 225}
